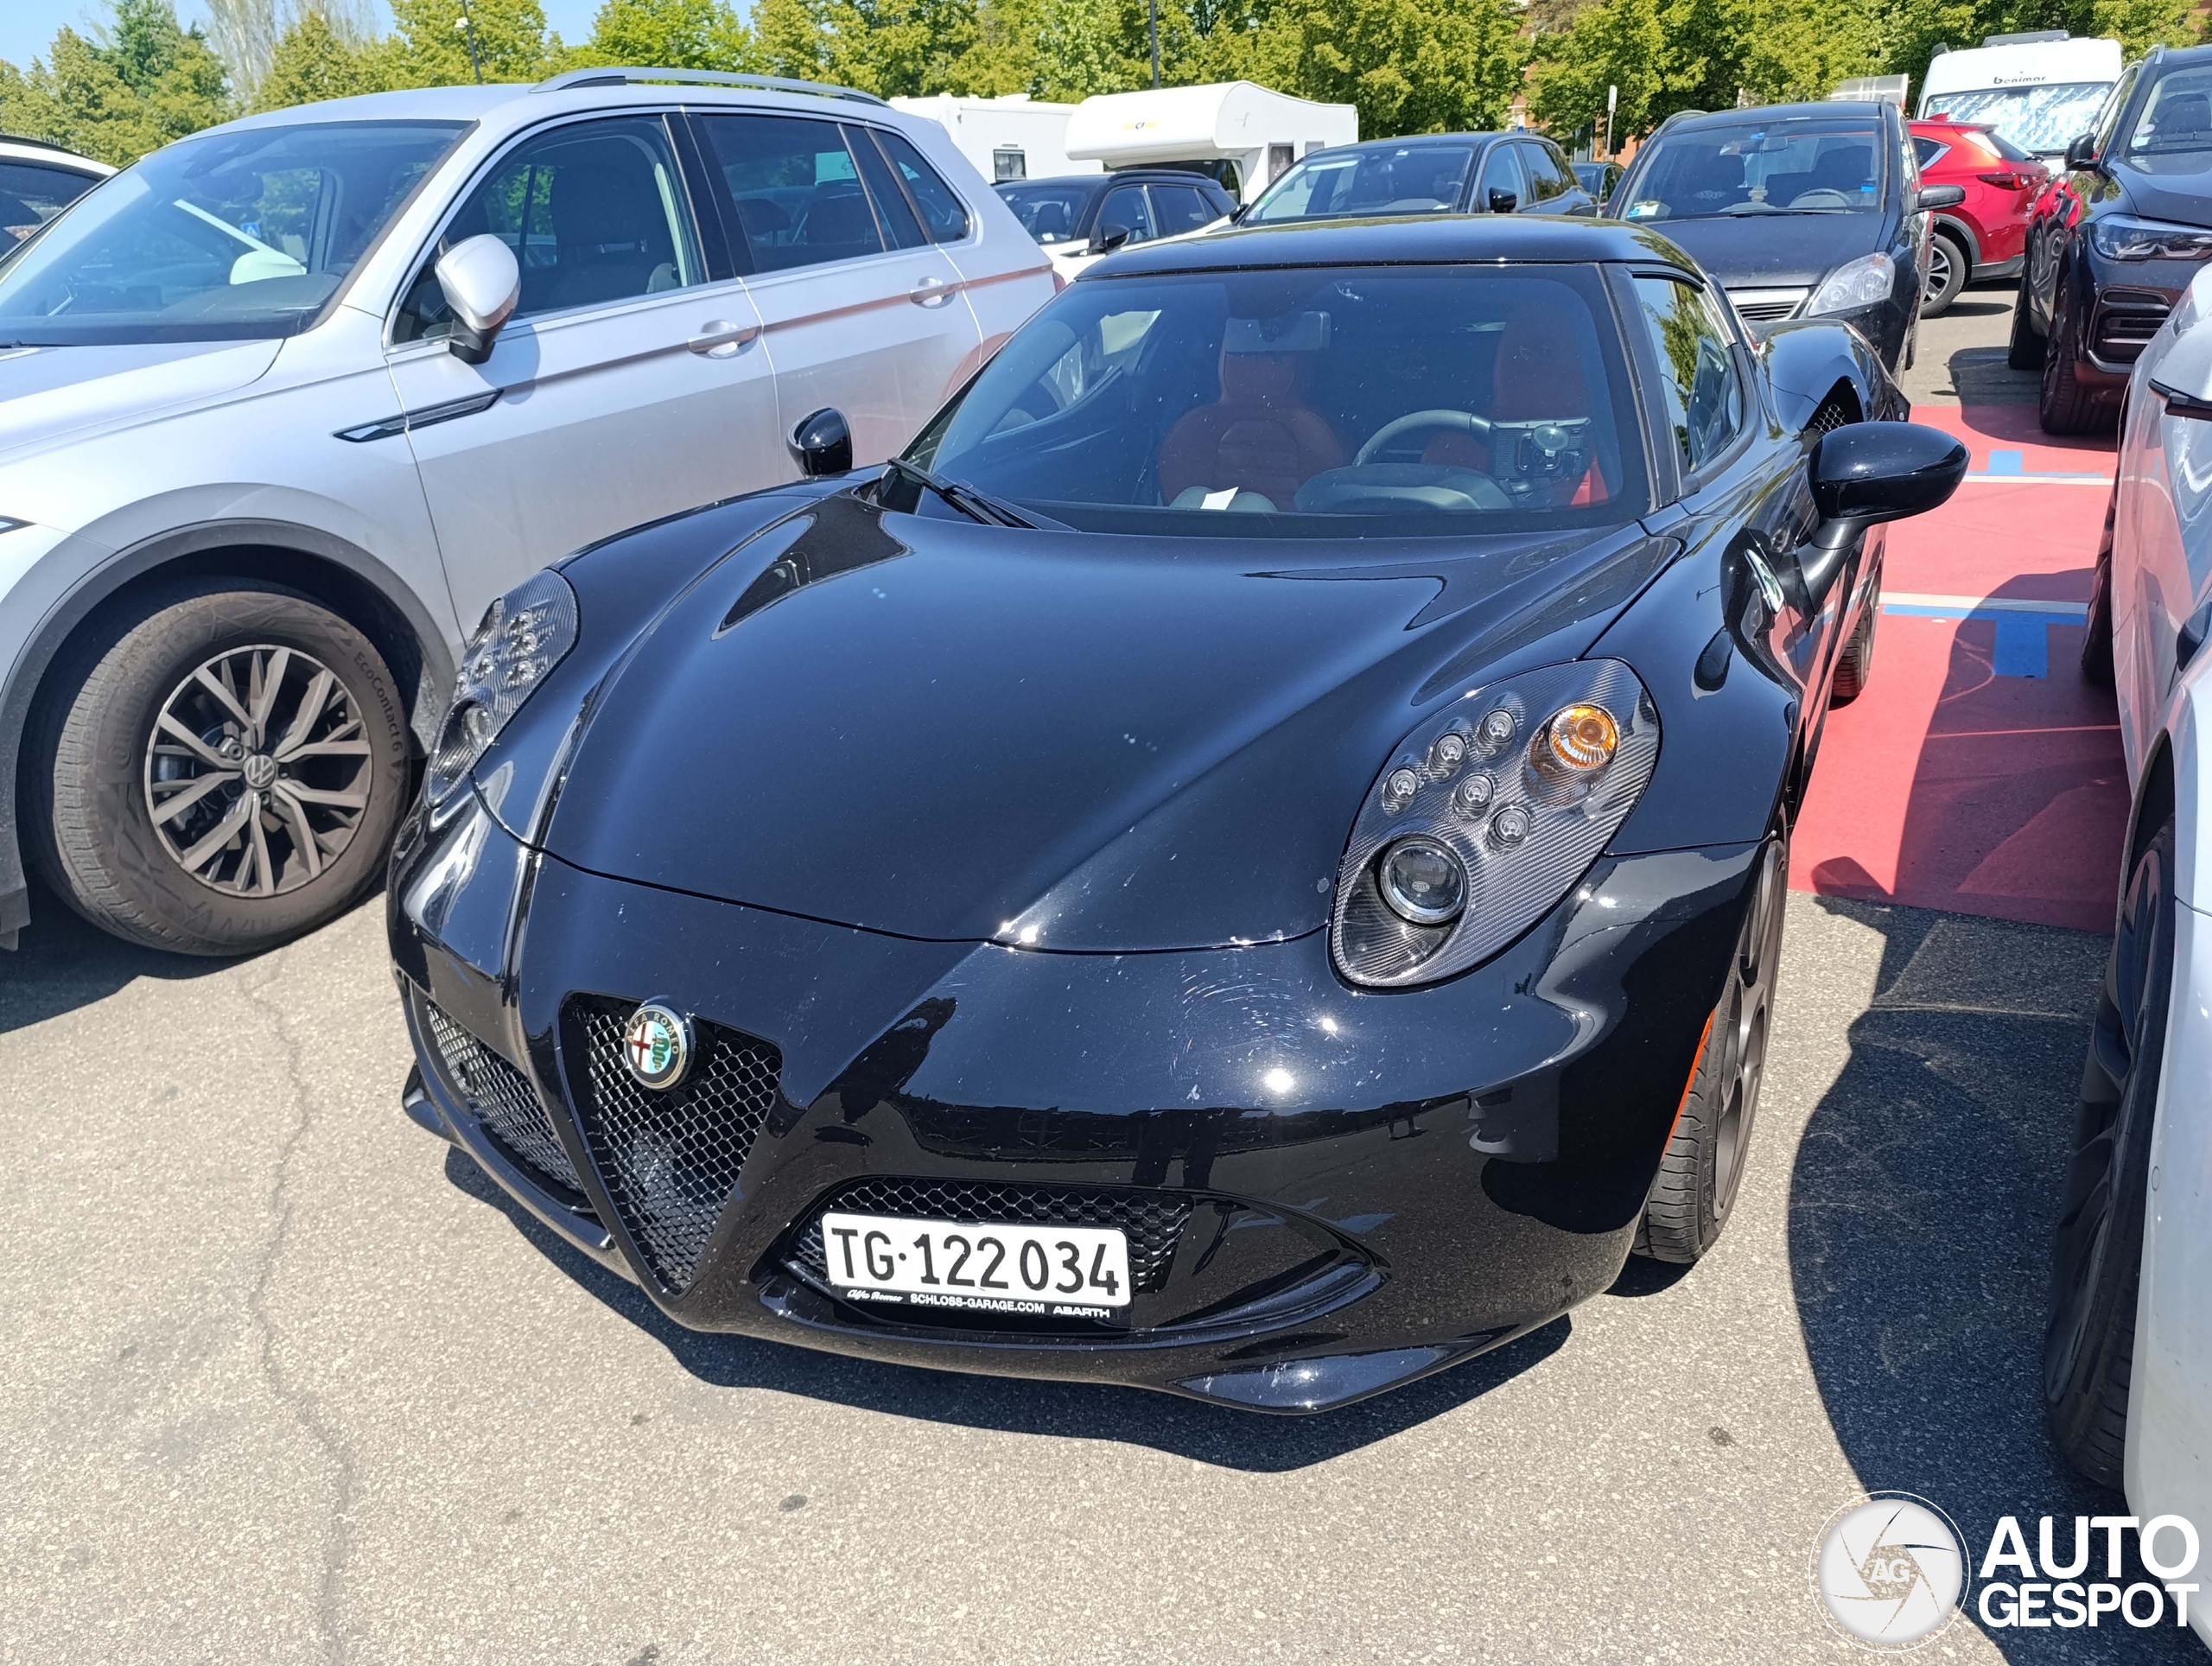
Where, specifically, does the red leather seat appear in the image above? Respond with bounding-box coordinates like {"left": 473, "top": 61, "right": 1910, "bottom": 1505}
{"left": 1423, "top": 302, "right": 1608, "bottom": 503}
{"left": 1158, "top": 347, "right": 1344, "bottom": 509}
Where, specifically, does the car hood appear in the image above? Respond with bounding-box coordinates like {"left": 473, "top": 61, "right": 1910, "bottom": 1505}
{"left": 0, "top": 339, "right": 283, "bottom": 463}
{"left": 1634, "top": 212, "right": 1885, "bottom": 289}
{"left": 2116, "top": 156, "right": 2212, "bottom": 229}
{"left": 539, "top": 495, "right": 1675, "bottom": 951}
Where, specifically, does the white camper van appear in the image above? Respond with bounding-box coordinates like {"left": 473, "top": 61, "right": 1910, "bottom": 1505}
{"left": 1917, "top": 31, "right": 2124, "bottom": 156}
{"left": 1063, "top": 82, "right": 1358, "bottom": 204}
{"left": 886, "top": 95, "right": 1101, "bottom": 183}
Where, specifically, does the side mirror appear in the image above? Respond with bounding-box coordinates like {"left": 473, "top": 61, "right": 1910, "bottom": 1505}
{"left": 1227, "top": 202, "right": 1250, "bottom": 224}
{"left": 1088, "top": 221, "right": 1133, "bottom": 256}
{"left": 435, "top": 234, "right": 520, "bottom": 366}
{"left": 789, "top": 406, "right": 852, "bottom": 477}
{"left": 1800, "top": 421, "right": 1967, "bottom": 601}
{"left": 1916, "top": 182, "right": 1967, "bottom": 211}
{"left": 2065, "top": 131, "right": 2098, "bottom": 170}
{"left": 1487, "top": 188, "right": 1518, "bottom": 214}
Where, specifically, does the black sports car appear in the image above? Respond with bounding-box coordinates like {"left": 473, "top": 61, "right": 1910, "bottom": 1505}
{"left": 387, "top": 218, "right": 1965, "bottom": 1413}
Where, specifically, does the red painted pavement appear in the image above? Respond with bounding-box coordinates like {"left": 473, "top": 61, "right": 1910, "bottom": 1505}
{"left": 1788, "top": 404, "right": 2129, "bottom": 932}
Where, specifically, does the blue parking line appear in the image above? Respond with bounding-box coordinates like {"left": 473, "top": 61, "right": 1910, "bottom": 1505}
{"left": 1987, "top": 448, "right": 2024, "bottom": 474}
{"left": 1882, "top": 600, "right": 2089, "bottom": 678}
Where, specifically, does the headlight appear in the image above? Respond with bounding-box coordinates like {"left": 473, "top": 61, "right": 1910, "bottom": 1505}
{"left": 1331, "top": 660, "right": 1659, "bottom": 989}
{"left": 1806, "top": 252, "right": 1896, "bottom": 317}
{"left": 424, "top": 569, "right": 578, "bottom": 804}
{"left": 2089, "top": 213, "right": 2212, "bottom": 262}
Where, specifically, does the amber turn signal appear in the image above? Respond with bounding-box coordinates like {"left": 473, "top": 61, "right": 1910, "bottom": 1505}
{"left": 1539, "top": 703, "right": 1618, "bottom": 773}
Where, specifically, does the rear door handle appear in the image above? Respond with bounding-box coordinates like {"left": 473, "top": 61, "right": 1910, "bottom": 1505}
{"left": 910, "top": 277, "right": 950, "bottom": 308}
{"left": 690, "top": 320, "right": 759, "bottom": 357}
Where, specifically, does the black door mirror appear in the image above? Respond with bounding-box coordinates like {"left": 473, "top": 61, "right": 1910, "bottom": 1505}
{"left": 1487, "top": 188, "right": 1518, "bottom": 213}
{"left": 1798, "top": 421, "right": 1967, "bottom": 602}
{"left": 2065, "top": 131, "right": 2098, "bottom": 169}
{"left": 789, "top": 407, "right": 852, "bottom": 477}
{"left": 1915, "top": 182, "right": 1967, "bottom": 211}
{"left": 1227, "top": 201, "right": 1251, "bottom": 224}
{"left": 1088, "top": 221, "right": 1133, "bottom": 256}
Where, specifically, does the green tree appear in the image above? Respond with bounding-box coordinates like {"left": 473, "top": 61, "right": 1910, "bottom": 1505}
{"left": 0, "top": 1, "right": 232, "bottom": 164}
{"left": 254, "top": 10, "right": 383, "bottom": 110}
{"left": 1243, "top": 0, "right": 1527, "bottom": 135}
{"left": 378, "top": 0, "right": 560, "bottom": 86}
{"left": 571, "top": 0, "right": 756, "bottom": 68}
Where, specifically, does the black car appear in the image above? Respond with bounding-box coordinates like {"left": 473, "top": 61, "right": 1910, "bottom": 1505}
{"left": 1607, "top": 102, "right": 1964, "bottom": 369}
{"left": 387, "top": 217, "right": 1963, "bottom": 1413}
{"left": 0, "top": 135, "right": 107, "bottom": 245}
{"left": 1239, "top": 131, "right": 1599, "bottom": 224}
{"left": 2012, "top": 43, "right": 2212, "bottom": 434}
{"left": 1575, "top": 159, "right": 1625, "bottom": 205}
{"left": 996, "top": 169, "right": 1236, "bottom": 258}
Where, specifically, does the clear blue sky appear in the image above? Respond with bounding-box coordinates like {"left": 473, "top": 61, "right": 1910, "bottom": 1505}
{"left": 2, "top": 0, "right": 605, "bottom": 74}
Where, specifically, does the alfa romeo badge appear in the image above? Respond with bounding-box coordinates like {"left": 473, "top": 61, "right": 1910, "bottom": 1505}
{"left": 621, "top": 1001, "right": 693, "bottom": 1091}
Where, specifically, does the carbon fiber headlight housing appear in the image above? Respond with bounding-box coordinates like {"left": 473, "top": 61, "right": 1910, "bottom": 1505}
{"left": 425, "top": 569, "right": 578, "bottom": 804}
{"left": 1331, "top": 659, "right": 1660, "bottom": 989}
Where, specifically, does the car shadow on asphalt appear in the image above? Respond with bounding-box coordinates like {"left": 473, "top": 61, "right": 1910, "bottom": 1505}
{"left": 0, "top": 876, "right": 245, "bottom": 1033}
{"left": 439, "top": 1145, "right": 1570, "bottom": 1469}
{"left": 1789, "top": 895, "right": 2199, "bottom": 1660}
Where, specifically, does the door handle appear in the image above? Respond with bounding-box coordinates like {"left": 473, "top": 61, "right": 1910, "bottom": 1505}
{"left": 910, "top": 277, "right": 950, "bottom": 308}
{"left": 689, "top": 320, "right": 759, "bottom": 358}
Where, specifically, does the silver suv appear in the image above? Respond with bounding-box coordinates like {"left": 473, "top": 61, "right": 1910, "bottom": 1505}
{"left": 0, "top": 70, "right": 1052, "bottom": 955}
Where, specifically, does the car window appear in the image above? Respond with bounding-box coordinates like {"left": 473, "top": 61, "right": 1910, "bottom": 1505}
{"left": 2090, "top": 68, "right": 2139, "bottom": 155}
{"left": 1151, "top": 182, "right": 1217, "bottom": 235}
{"left": 1932, "top": 80, "right": 2122, "bottom": 157}
{"left": 393, "top": 116, "right": 702, "bottom": 342}
{"left": 2124, "top": 67, "right": 2212, "bottom": 165}
{"left": 846, "top": 126, "right": 926, "bottom": 249}
{"left": 997, "top": 181, "right": 1091, "bottom": 245}
{"left": 1096, "top": 184, "right": 1156, "bottom": 245}
{"left": 1634, "top": 276, "right": 1744, "bottom": 474}
{"left": 1478, "top": 143, "right": 1525, "bottom": 209}
{"left": 1620, "top": 122, "right": 1883, "bottom": 219}
{"left": 874, "top": 129, "right": 970, "bottom": 242}
{"left": 1245, "top": 143, "right": 1477, "bottom": 222}
{"left": 1913, "top": 137, "right": 1949, "bottom": 169}
{"left": 0, "top": 120, "right": 462, "bottom": 345}
{"left": 1518, "top": 143, "right": 1575, "bottom": 202}
{"left": 904, "top": 264, "right": 1651, "bottom": 537}
{"left": 0, "top": 161, "right": 100, "bottom": 244}
{"left": 689, "top": 114, "right": 898, "bottom": 274}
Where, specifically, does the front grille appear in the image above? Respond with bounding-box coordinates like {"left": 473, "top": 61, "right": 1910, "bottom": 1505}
{"left": 2094, "top": 294, "right": 2170, "bottom": 362}
{"left": 420, "top": 1000, "right": 584, "bottom": 1194}
{"left": 565, "top": 995, "right": 782, "bottom": 1293}
{"left": 1806, "top": 391, "right": 1858, "bottom": 435}
{"left": 1727, "top": 287, "right": 1808, "bottom": 323}
{"left": 788, "top": 1180, "right": 1195, "bottom": 1296}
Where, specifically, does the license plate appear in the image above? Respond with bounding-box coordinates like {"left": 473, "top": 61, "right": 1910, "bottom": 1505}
{"left": 818, "top": 1211, "right": 1132, "bottom": 1318}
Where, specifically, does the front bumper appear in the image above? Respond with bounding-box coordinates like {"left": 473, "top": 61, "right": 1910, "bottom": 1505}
{"left": 2076, "top": 251, "right": 2208, "bottom": 382}
{"left": 388, "top": 787, "right": 1763, "bottom": 1412}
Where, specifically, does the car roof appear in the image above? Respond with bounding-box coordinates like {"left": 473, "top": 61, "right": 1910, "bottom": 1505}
{"left": 1663, "top": 101, "right": 1890, "bottom": 131}
{"left": 1086, "top": 214, "right": 1696, "bottom": 277}
{"left": 998, "top": 171, "right": 1221, "bottom": 188}
{"left": 2148, "top": 41, "right": 2212, "bottom": 73}
{"left": 0, "top": 136, "right": 112, "bottom": 174}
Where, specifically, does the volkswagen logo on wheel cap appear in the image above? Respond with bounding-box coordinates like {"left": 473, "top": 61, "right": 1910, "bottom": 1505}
{"left": 621, "top": 1002, "right": 693, "bottom": 1091}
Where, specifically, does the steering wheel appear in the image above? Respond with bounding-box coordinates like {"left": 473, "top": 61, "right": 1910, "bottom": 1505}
{"left": 1356, "top": 410, "right": 1491, "bottom": 467}
{"left": 1784, "top": 188, "right": 1854, "bottom": 210}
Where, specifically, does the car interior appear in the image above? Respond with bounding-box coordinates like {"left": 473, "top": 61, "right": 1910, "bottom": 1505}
{"left": 916, "top": 267, "right": 1643, "bottom": 533}
{"left": 1630, "top": 128, "right": 1882, "bottom": 217}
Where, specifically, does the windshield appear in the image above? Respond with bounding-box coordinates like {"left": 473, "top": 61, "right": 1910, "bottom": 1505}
{"left": 0, "top": 119, "right": 465, "bottom": 345}
{"left": 2122, "top": 67, "right": 2212, "bottom": 165}
{"left": 905, "top": 264, "right": 1649, "bottom": 538}
{"left": 1921, "top": 83, "right": 2113, "bottom": 156}
{"left": 997, "top": 181, "right": 1094, "bottom": 245}
{"left": 1618, "top": 123, "right": 1884, "bottom": 219}
{"left": 1245, "top": 143, "right": 1477, "bottom": 223}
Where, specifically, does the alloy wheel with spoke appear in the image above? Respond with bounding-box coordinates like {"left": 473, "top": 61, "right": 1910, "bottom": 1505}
{"left": 142, "top": 643, "right": 373, "bottom": 897}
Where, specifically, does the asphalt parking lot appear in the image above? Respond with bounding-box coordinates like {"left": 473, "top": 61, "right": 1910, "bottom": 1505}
{"left": 2, "top": 287, "right": 2197, "bottom": 1664}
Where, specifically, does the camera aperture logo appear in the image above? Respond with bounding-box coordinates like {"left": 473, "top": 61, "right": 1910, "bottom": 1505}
{"left": 1812, "top": 1493, "right": 1968, "bottom": 1650}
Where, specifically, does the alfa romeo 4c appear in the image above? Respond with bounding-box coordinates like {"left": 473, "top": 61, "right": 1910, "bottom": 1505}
{"left": 388, "top": 217, "right": 1965, "bottom": 1412}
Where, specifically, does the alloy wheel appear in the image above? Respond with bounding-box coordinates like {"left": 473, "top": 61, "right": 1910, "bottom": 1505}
{"left": 141, "top": 643, "right": 375, "bottom": 897}
{"left": 1926, "top": 239, "right": 1953, "bottom": 299}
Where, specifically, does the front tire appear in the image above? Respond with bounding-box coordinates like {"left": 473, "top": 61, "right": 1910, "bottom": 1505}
{"left": 1922, "top": 230, "right": 1969, "bottom": 318}
{"left": 2008, "top": 263, "right": 2046, "bottom": 370}
{"left": 2044, "top": 815, "right": 2174, "bottom": 1487}
{"left": 2082, "top": 549, "right": 2116, "bottom": 686}
{"left": 26, "top": 580, "right": 411, "bottom": 957}
{"left": 1637, "top": 833, "right": 1789, "bottom": 1263}
{"left": 1830, "top": 574, "right": 1880, "bottom": 706}
{"left": 2040, "top": 281, "right": 2115, "bottom": 436}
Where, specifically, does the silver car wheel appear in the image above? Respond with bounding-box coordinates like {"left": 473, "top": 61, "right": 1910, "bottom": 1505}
{"left": 141, "top": 643, "right": 374, "bottom": 897}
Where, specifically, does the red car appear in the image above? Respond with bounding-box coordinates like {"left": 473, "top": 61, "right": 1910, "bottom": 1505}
{"left": 1910, "top": 118, "right": 2052, "bottom": 315}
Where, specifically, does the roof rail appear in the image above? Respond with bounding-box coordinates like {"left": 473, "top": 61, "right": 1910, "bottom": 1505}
{"left": 532, "top": 67, "right": 887, "bottom": 106}
{"left": 0, "top": 132, "right": 81, "bottom": 156}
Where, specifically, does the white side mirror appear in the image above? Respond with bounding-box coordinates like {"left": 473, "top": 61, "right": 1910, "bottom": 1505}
{"left": 434, "top": 233, "right": 520, "bottom": 365}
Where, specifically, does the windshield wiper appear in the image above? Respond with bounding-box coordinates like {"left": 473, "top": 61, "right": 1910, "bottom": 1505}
{"left": 878, "top": 456, "right": 1046, "bottom": 529}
